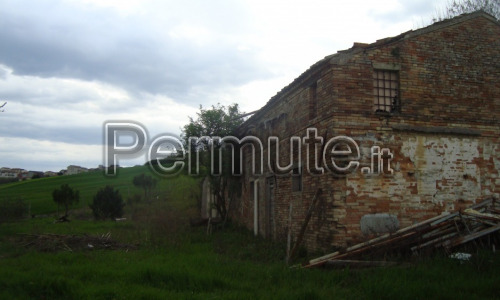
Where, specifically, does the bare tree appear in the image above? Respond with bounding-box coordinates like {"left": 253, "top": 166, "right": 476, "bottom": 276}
{"left": 434, "top": 0, "right": 500, "bottom": 21}
{"left": 0, "top": 102, "right": 6, "bottom": 112}
{"left": 52, "top": 183, "right": 80, "bottom": 217}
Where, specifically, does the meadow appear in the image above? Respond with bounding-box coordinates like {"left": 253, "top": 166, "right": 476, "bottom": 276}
{"left": 0, "top": 167, "right": 499, "bottom": 299}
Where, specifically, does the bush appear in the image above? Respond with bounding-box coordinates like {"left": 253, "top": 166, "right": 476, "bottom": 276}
{"left": 89, "top": 186, "right": 125, "bottom": 220}
{"left": 0, "top": 197, "right": 28, "bottom": 222}
{"left": 0, "top": 178, "right": 18, "bottom": 185}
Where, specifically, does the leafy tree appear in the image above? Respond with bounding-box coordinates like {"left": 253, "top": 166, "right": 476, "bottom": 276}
{"left": 132, "top": 173, "right": 157, "bottom": 201}
{"left": 90, "top": 185, "right": 125, "bottom": 220}
{"left": 52, "top": 184, "right": 80, "bottom": 217}
{"left": 434, "top": 0, "right": 499, "bottom": 21}
{"left": 183, "top": 103, "right": 243, "bottom": 145}
{"left": 182, "top": 103, "right": 244, "bottom": 221}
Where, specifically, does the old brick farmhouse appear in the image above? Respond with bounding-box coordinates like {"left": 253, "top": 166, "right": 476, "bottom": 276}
{"left": 230, "top": 11, "right": 500, "bottom": 251}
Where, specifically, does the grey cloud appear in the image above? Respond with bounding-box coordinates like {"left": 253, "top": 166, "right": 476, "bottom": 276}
{"left": 0, "top": 0, "right": 270, "bottom": 105}
{"left": 2, "top": 113, "right": 101, "bottom": 145}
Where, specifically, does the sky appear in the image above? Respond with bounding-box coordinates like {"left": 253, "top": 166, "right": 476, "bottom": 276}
{"left": 0, "top": 0, "right": 449, "bottom": 172}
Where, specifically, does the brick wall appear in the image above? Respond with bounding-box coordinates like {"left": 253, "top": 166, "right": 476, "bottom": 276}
{"left": 231, "top": 12, "right": 500, "bottom": 252}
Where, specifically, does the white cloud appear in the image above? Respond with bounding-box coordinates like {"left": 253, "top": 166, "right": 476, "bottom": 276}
{"left": 0, "top": 137, "right": 102, "bottom": 171}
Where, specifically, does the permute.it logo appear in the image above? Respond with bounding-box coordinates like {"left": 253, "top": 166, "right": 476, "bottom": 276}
{"left": 104, "top": 121, "right": 394, "bottom": 177}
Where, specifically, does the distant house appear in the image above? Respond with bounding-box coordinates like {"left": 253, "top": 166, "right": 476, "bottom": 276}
{"left": 44, "top": 171, "right": 58, "bottom": 177}
{"left": 27, "top": 171, "right": 44, "bottom": 179}
{"left": 0, "top": 168, "right": 19, "bottom": 179}
{"left": 231, "top": 12, "right": 500, "bottom": 251}
{"left": 0, "top": 167, "right": 26, "bottom": 180}
{"left": 66, "top": 165, "right": 88, "bottom": 175}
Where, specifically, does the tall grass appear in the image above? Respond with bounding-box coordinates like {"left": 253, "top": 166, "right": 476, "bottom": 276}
{"left": 1, "top": 238, "right": 498, "bottom": 299}
{"left": 0, "top": 167, "right": 499, "bottom": 299}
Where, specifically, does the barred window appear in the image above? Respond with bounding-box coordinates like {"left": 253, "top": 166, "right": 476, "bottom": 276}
{"left": 373, "top": 70, "right": 399, "bottom": 112}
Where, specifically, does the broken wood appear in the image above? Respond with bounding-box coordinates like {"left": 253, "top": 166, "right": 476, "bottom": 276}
{"left": 323, "top": 259, "right": 400, "bottom": 268}
{"left": 288, "top": 188, "right": 322, "bottom": 262}
{"left": 463, "top": 208, "right": 500, "bottom": 222}
{"left": 444, "top": 224, "right": 500, "bottom": 248}
{"left": 17, "top": 232, "right": 137, "bottom": 252}
{"left": 304, "top": 198, "right": 499, "bottom": 269}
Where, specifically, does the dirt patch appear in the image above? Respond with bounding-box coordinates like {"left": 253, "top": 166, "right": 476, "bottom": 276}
{"left": 17, "top": 233, "right": 138, "bottom": 252}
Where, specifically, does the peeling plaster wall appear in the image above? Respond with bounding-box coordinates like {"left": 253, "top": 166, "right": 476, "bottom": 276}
{"left": 344, "top": 134, "right": 499, "bottom": 245}
{"left": 402, "top": 136, "right": 481, "bottom": 206}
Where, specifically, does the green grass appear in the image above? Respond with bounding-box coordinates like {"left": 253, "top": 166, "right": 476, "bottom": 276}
{"left": 0, "top": 165, "right": 199, "bottom": 215}
{"left": 1, "top": 228, "right": 499, "bottom": 299}
{"left": 1, "top": 168, "right": 499, "bottom": 299}
{"left": 0, "top": 166, "right": 147, "bottom": 215}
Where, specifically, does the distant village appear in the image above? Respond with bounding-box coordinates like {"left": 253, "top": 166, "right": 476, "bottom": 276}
{"left": 0, "top": 165, "right": 106, "bottom": 181}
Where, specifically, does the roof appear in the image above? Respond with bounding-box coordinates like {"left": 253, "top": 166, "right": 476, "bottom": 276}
{"left": 240, "top": 11, "right": 499, "bottom": 129}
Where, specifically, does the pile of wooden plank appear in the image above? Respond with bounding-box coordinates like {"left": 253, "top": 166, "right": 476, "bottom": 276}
{"left": 17, "top": 232, "right": 137, "bottom": 252}
{"left": 304, "top": 198, "right": 500, "bottom": 268}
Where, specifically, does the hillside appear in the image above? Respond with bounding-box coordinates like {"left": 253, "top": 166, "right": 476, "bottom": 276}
{"left": 0, "top": 165, "right": 199, "bottom": 215}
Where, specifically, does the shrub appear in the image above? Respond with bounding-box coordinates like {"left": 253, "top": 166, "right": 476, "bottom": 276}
{"left": 89, "top": 185, "right": 125, "bottom": 220}
{"left": 0, "top": 197, "right": 28, "bottom": 222}
{"left": 0, "top": 178, "right": 18, "bottom": 185}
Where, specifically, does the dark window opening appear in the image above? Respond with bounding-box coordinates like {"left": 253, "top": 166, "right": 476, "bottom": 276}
{"left": 373, "top": 70, "right": 400, "bottom": 113}
{"left": 250, "top": 181, "right": 255, "bottom": 199}
{"left": 292, "top": 167, "right": 302, "bottom": 192}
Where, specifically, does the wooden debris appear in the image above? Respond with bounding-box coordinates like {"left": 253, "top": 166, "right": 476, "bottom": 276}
{"left": 304, "top": 198, "right": 500, "bottom": 268}
{"left": 288, "top": 188, "right": 322, "bottom": 262}
{"left": 323, "top": 259, "right": 400, "bottom": 268}
{"left": 17, "top": 232, "right": 137, "bottom": 252}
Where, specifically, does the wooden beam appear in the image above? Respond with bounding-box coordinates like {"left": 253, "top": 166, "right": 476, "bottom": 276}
{"left": 323, "top": 259, "right": 400, "bottom": 268}
{"left": 288, "top": 188, "right": 322, "bottom": 262}
{"left": 445, "top": 224, "right": 500, "bottom": 248}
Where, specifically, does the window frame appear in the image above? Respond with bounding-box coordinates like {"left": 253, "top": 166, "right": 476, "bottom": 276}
{"left": 372, "top": 68, "right": 401, "bottom": 113}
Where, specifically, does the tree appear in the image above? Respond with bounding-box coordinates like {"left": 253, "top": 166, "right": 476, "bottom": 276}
{"left": 183, "top": 103, "right": 243, "bottom": 144}
{"left": 434, "top": 0, "right": 500, "bottom": 21}
{"left": 182, "top": 103, "right": 244, "bottom": 221}
{"left": 132, "top": 173, "right": 157, "bottom": 201}
{"left": 52, "top": 183, "right": 80, "bottom": 217}
{"left": 90, "top": 185, "right": 125, "bottom": 220}
{"left": 0, "top": 102, "right": 6, "bottom": 113}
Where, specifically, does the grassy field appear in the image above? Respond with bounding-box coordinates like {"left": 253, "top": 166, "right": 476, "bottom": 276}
{"left": 0, "top": 166, "right": 198, "bottom": 215}
{"left": 1, "top": 167, "right": 499, "bottom": 299}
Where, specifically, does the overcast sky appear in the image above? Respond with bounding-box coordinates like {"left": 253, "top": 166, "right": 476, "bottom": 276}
{"left": 0, "top": 0, "right": 449, "bottom": 172}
